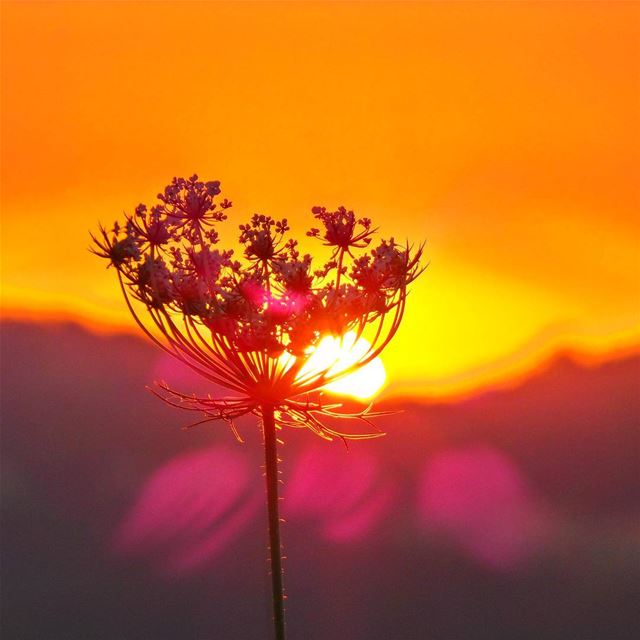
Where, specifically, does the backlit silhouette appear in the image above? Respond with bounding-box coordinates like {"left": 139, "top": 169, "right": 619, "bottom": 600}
{"left": 92, "top": 175, "right": 423, "bottom": 639}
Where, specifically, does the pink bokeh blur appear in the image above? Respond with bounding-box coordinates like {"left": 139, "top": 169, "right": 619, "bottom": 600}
{"left": 113, "top": 446, "right": 261, "bottom": 576}
{"left": 284, "top": 446, "right": 393, "bottom": 542}
{"left": 419, "top": 447, "right": 548, "bottom": 570}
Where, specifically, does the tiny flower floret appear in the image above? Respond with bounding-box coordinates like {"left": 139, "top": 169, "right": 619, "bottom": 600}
{"left": 91, "top": 176, "right": 424, "bottom": 440}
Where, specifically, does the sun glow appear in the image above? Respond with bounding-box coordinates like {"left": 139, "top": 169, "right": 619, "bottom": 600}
{"left": 296, "top": 331, "right": 387, "bottom": 400}
{"left": 3, "top": 2, "right": 638, "bottom": 399}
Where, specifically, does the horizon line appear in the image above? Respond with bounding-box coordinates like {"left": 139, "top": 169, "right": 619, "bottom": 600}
{"left": 2, "top": 303, "right": 639, "bottom": 404}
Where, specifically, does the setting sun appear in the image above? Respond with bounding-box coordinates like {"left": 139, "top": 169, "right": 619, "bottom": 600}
{"left": 297, "top": 332, "right": 387, "bottom": 400}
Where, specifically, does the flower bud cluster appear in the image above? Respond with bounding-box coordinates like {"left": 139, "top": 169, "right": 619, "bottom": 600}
{"left": 93, "top": 176, "right": 422, "bottom": 361}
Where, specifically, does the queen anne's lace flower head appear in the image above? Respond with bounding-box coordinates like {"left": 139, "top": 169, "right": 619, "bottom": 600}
{"left": 91, "top": 176, "right": 424, "bottom": 440}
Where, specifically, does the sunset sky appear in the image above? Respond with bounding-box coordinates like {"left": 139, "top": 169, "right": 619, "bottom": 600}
{"left": 2, "top": 0, "right": 639, "bottom": 397}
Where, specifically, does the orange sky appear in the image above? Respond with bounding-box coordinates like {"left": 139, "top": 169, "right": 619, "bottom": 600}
{"left": 1, "top": 1, "right": 639, "bottom": 397}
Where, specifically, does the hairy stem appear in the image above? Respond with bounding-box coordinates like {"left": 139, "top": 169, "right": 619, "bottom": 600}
{"left": 262, "top": 404, "right": 286, "bottom": 640}
{"left": 335, "top": 248, "right": 345, "bottom": 291}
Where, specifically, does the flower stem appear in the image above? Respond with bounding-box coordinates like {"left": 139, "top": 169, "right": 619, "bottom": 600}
{"left": 262, "top": 403, "right": 286, "bottom": 640}
{"left": 335, "top": 248, "right": 345, "bottom": 291}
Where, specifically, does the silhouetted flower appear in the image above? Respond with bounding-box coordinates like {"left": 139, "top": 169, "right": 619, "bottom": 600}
{"left": 92, "top": 176, "right": 424, "bottom": 441}
{"left": 307, "top": 205, "right": 375, "bottom": 255}
{"left": 92, "top": 176, "right": 425, "bottom": 640}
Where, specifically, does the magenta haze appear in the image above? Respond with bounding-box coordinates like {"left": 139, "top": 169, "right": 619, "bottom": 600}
{"left": 91, "top": 175, "right": 423, "bottom": 439}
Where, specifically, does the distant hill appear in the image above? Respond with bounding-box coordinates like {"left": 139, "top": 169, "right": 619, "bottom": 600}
{"left": 2, "top": 320, "right": 639, "bottom": 640}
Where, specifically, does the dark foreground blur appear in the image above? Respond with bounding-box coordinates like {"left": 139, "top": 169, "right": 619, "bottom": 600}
{"left": 2, "top": 321, "right": 639, "bottom": 640}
